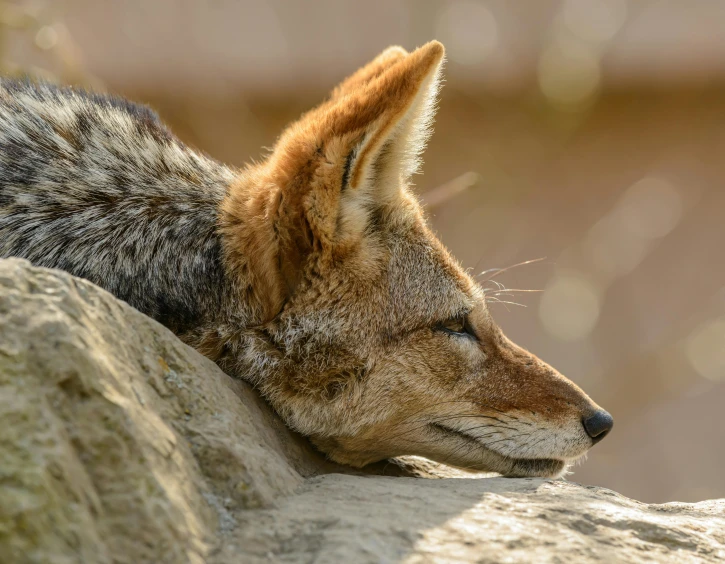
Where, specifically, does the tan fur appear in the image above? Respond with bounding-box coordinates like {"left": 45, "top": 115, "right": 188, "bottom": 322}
{"left": 216, "top": 42, "right": 611, "bottom": 477}
{"left": 330, "top": 46, "right": 409, "bottom": 100}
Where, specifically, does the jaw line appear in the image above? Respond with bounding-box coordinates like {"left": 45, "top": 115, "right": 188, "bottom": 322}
{"left": 428, "top": 422, "right": 571, "bottom": 478}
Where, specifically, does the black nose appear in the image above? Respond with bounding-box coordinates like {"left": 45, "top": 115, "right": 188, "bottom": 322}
{"left": 582, "top": 410, "right": 613, "bottom": 444}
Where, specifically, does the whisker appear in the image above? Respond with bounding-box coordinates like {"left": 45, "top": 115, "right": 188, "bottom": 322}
{"left": 476, "top": 257, "right": 548, "bottom": 283}
{"left": 485, "top": 297, "right": 526, "bottom": 308}
{"left": 485, "top": 296, "right": 511, "bottom": 311}
{"left": 482, "top": 288, "right": 543, "bottom": 296}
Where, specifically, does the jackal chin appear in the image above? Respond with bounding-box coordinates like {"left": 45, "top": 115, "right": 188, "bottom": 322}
{"left": 313, "top": 421, "right": 591, "bottom": 479}
{"left": 423, "top": 421, "right": 589, "bottom": 478}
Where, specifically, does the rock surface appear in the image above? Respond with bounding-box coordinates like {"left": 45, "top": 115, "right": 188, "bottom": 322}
{"left": 0, "top": 258, "right": 723, "bottom": 563}
{"left": 223, "top": 475, "right": 725, "bottom": 563}
{"left": 0, "top": 258, "right": 332, "bottom": 564}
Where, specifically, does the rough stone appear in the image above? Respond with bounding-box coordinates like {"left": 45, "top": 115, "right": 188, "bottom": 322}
{"left": 221, "top": 475, "right": 725, "bottom": 563}
{"left": 1, "top": 258, "right": 723, "bottom": 563}
{"left": 0, "top": 258, "right": 329, "bottom": 564}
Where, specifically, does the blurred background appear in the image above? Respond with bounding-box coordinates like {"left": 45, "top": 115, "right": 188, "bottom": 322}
{"left": 3, "top": 0, "right": 723, "bottom": 504}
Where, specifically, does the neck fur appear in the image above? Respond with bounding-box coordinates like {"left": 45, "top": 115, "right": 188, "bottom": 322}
{"left": 219, "top": 169, "right": 287, "bottom": 326}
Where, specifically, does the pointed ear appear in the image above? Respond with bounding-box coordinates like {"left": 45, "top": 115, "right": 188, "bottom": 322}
{"left": 266, "top": 42, "right": 445, "bottom": 296}
{"left": 335, "top": 40, "right": 445, "bottom": 191}
{"left": 329, "top": 46, "right": 408, "bottom": 101}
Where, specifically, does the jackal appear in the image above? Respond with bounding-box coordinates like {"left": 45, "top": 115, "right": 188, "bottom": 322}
{"left": 0, "top": 42, "right": 612, "bottom": 477}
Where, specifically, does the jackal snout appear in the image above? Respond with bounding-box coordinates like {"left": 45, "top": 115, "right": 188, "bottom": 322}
{"left": 487, "top": 328, "right": 611, "bottom": 425}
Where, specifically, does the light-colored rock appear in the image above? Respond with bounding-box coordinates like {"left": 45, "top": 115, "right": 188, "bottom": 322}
{"left": 1, "top": 258, "right": 723, "bottom": 563}
{"left": 223, "top": 474, "right": 725, "bottom": 563}
{"left": 0, "top": 258, "right": 332, "bottom": 564}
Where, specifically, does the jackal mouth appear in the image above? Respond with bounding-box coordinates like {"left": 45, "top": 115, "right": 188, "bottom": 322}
{"left": 428, "top": 422, "right": 567, "bottom": 478}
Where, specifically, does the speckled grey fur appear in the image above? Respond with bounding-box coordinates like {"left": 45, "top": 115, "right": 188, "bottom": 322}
{"left": 0, "top": 79, "right": 238, "bottom": 335}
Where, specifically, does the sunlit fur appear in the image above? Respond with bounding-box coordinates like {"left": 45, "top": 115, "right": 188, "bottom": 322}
{"left": 0, "top": 42, "right": 609, "bottom": 477}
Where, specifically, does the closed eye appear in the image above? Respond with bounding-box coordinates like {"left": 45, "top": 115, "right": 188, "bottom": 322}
{"left": 436, "top": 314, "right": 476, "bottom": 339}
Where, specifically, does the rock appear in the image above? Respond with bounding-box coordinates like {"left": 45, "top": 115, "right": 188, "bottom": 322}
{"left": 0, "top": 257, "right": 723, "bottom": 563}
{"left": 222, "top": 475, "right": 725, "bottom": 563}
{"left": 0, "top": 258, "right": 333, "bottom": 564}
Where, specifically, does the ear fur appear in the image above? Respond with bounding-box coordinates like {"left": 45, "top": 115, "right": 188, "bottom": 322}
{"left": 259, "top": 42, "right": 445, "bottom": 301}
{"left": 343, "top": 41, "right": 445, "bottom": 191}
{"left": 329, "top": 46, "right": 408, "bottom": 100}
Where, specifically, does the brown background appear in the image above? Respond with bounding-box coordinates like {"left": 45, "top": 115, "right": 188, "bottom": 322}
{"left": 3, "top": 0, "right": 724, "bottom": 503}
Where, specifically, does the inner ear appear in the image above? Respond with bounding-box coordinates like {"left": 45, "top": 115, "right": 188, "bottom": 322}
{"left": 263, "top": 42, "right": 445, "bottom": 302}
{"left": 344, "top": 43, "right": 445, "bottom": 192}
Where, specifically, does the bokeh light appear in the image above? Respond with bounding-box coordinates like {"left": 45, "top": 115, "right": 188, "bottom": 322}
{"left": 686, "top": 318, "right": 725, "bottom": 382}
{"left": 539, "top": 271, "right": 601, "bottom": 341}
{"left": 34, "top": 24, "right": 57, "bottom": 50}
{"left": 583, "top": 176, "right": 683, "bottom": 281}
{"left": 538, "top": 37, "right": 601, "bottom": 110}
{"left": 618, "top": 177, "right": 683, "bottom": 240}
{"left": 560, "top": 0, "right": 627, "bottom": 45}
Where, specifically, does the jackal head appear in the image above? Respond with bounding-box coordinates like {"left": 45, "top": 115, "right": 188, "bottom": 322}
{"left": 221, "top": 41, "right": 612, "bottom": 477}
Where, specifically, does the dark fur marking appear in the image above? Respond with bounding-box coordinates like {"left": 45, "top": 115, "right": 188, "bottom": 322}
{"left": 341, "top": 146, "right": 357, "bottom": 190}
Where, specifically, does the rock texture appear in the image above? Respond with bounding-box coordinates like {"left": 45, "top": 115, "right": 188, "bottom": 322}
{"left": 1, "top": 257, "right": 723, "bottom": 563}
{"left": 224, "top": 475, "right": 725, "bottom": 563}
{"left": 0, "top": 258, "right": 331, "bottom": 564}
